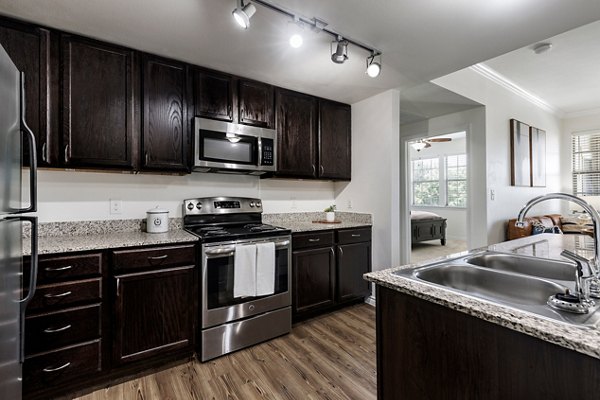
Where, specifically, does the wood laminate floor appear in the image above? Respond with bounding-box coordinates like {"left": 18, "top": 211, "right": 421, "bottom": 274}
{"left": 76, "top": 304, "right": 376, "bottom": 400}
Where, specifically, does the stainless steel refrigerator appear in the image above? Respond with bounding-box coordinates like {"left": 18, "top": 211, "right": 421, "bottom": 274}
{"left": 0, "top": 43, "right": 39, "bottom": 400}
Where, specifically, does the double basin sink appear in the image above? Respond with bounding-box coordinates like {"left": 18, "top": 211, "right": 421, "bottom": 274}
{"left": 394, "top": 251, "right": 600, "bottom": 327}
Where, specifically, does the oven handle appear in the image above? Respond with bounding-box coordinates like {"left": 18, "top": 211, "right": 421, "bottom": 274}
{"left": 205, "top": 240, "right": 290, "bottom": 258}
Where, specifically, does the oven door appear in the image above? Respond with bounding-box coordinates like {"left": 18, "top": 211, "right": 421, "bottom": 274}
{"left": 201, "top": 236, "right": 291, "bottom": 329}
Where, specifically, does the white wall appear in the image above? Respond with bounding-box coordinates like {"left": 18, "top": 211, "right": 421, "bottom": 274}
{"left": 335, "top": 89, "right": 401, "bottom": 271}
{"left": 434, "top": 69, "right": 563, "bottom": 244}
{"left": 401, "top": 107, "right": 487, "bottom": 250}
{"left": 29, "top": 169, "right": 335, "bottom": 222}
{"left": 560, "top": 112, "right": 600, "bottom": 211}
{"left": 408, "top": 137, "right": 468, "bottom": 241}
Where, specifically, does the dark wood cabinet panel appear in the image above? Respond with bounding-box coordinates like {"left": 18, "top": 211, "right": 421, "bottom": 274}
{"left": 376, "top": 286, "right": 600, "bottom": 400}
{"left": 112, "top": 244, "right": 195, "bottom": 272}
{"left": 113, "top": 265, "right": 194, "bottom": 364}
{"left": 319, "top": 100, "right": 351, "bottom": 180}
{"left": 0, "top": 18, "right": 57, "bottom": 166}
{"left": 337, "top": 241, "right": 371, "bottom": 303}
{"left": 276, "top": 89, "right": 317, "bottom": 177}
{"left": 238, "top": 79, "right": 274, "bottom": 128}
{"left": 193, "top": 68, "right": 234, "bottom": 122}
{"left": 292, "top": 247, "right": 335, "bottom": 314}
{"left": 62, "top": 35, "right": 136, "bottom": 168}
{"left": 142, "top": 55, "right": 191, "bottom": 171}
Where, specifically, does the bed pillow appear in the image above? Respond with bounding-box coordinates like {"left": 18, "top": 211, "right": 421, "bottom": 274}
{"left": 532, "top": 221, "right": 562, "bottom": 235}
{"left": 560, "top": 216, "right": 593, "bottom": 234}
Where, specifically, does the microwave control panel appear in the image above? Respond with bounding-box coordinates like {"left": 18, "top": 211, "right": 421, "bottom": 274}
{"left": 261, "top": 138, "right": 274, "bottom": 166}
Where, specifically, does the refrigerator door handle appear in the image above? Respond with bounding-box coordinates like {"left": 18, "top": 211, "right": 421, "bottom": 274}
{"left": 16, "top": 72, "right": 37, "bottom": 213}
{"left": 8, "top": 216, "right": 38, "bottom": 363}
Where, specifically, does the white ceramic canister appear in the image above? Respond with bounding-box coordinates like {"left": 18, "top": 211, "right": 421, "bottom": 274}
{"left": 146, "top": 206, "right": 169, "bottom": 233}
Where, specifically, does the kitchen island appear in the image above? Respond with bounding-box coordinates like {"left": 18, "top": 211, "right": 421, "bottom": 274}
{"left": 365, "top": 234, "right": 600, "bottom": 399}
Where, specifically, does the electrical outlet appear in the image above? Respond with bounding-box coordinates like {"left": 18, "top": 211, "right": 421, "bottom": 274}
{"left": 291, "top": 197, "right": 297, "bottom": 210}
{"left": 347, "top": 199, "right": 353, "bottom": 209}
{"left": 110, "top": 199, "right": 122, "bottom": 214}
{"left": 490, "top": 189, "right": 495, "bottom": 201}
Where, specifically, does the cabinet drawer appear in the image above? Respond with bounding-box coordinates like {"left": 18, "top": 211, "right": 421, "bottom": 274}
{"left": 25, "top": 304, "right": 101, "bottom": 355}
{"left": 24, "top": 340, "right": 101, "bottom": 390}
{"left": 112, "top": 244, "right": 196, "bottom": 272}
{"left": 27, "top": 278, "right": 102, "bottom": 312}
{"left": 337, "top": 228, "right": 371, "bottom": 244}
{"left": 292, "top": 231, "right": 334, "bottom": 250}
{"left": 35, "top": 253, "right": 102, "bottom": 283}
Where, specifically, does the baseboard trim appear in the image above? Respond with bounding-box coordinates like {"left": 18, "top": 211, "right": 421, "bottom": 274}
{"left": 365, "top": 295, "right": 376, "bottom": 307}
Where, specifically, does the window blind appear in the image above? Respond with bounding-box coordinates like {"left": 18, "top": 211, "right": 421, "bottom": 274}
{"left": 572, "top": 132, "right": 600, "bottom": 196}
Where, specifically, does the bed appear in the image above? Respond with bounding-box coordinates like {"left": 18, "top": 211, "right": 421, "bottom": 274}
{"left": 411, "top": 211, "right": 447, "bottom": 245}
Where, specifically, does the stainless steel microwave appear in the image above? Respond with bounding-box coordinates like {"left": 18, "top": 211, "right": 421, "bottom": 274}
{"left": 193, "top": 117, "right": 277, "bottom": 175}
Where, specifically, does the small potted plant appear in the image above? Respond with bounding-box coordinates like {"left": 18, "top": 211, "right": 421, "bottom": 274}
{"left": 324, "top": 204, "right": 336, "bottom": 222}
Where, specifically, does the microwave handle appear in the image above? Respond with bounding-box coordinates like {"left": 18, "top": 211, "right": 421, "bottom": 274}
{"left": 257, "top": 137, "right": 263, "bottom": 167}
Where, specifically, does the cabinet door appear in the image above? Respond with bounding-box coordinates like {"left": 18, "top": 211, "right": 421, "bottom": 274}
{"left": 292, "top": 247, "right": 335, "bottom": 315}
{"left": 337, "top": 242, "right": 371, "bottom": 303}
{"left": 319, "top": 100, "right": 351, "bottom": 180}
{"left": 113, "top": 265, "right": 194, "bottom": 364}
{"left": 193, "top": 68, "right": 233, "bottom": 122}
{"left": 142, "top": 55, "right": 191, "bottom": 171}
{"left": 238, "top": 79, "right": 274, "bottom": 128}
{"left": 62, "top": 35, "right": 136, "bottom": 168}
{"left": 276, "top": 89, "right": 317, "bottom": 177}
{"left": 0, "top": 18, "right": 56, "bottom": 166}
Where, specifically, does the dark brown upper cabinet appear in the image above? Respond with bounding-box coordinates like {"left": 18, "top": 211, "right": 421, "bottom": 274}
{"left": 142, "top": 55, "right": 191, "bottom": 171}
{"left": 193, "top": 68, "right": 234, "bottom": 122}
{"left": 0, "top": 18, "right": 57, "bottom": 166}
{"left": 61, "top": 35, "right": 137, "bottom": 168}
{"left": 318, "top": 100, "right": 351, "bottom": 180}
{"left": 238, "top": 79, "right": 274, "bottom": 128}
{"left": 275, "top": 88, "right": 318, "bottom": 178}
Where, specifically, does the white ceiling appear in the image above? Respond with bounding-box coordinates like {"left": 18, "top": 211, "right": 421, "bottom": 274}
{"left": 0, "top": 0, "right": 599, "bottom": 104}
{"left": 483, "top": 20, "right": 600, "bottom": 117}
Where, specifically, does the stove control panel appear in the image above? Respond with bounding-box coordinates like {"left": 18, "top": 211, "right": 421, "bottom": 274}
{"left": 183, "top": 197, "right": 263, "bottom": 215}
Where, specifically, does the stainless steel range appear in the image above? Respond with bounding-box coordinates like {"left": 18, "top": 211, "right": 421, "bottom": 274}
{"left": 183, "top": 197, "right": 292, "bottom": 361}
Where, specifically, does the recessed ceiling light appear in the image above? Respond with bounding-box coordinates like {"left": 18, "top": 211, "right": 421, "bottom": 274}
{"left": 533, "top": 42, "right": 552, "bottom": 54}
{"left": 289, "top": 34, "right": 303, "bottom": 48}
{"left": 232, "top": 1, "right": 256, "bottom": 29}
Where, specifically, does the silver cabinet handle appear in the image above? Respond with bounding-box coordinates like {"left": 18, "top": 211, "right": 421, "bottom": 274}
{"left": 45, "top": 265, "right": 72, "bottom": 272}
{"left": 145, "top": 152, "right": 149, "bottom": 166}
{"left": 41, "top": 142, "right": 47, "bottom": 163}
{"left": 43, "top": 324, "right": 72, "bottom": 333}
{"left": 44, "top": 291, "right": 72, "bottom": 299}
{"left": 312, "top": 164, "right": 316, "bottom": 175}
{"left": 148, "top": 254, "right": 168, "bottom": 261}
{"left": 43, "top": 362, "right": 71, "bottom": 373}
{"left": 308, "top": 238, "right": 321, "bottom": 243}
{"left": 64, "top": 144, "right": 69, "bottom": 164}
{"left": 320, "top": 165, "right": 324, "bottom": 175}
{"left": 339, "top": 247, "right": 344, "bottom": 256}
{"left": 351, "top": 234, "right": 361, "bottom": 238}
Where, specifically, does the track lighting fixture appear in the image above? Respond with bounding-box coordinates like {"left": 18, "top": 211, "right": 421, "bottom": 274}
{"left": 232, "top": 0, "right": 383, "bottom": 76}
{"left": 366, "top": 53, "right": 382, "bottom": 78}
{"left": 232, "top": 0, "right": 256, "bottom": 29}
{"left": 331, "top": 37, "right": 348, "bottom": 64}
{"left": 288, "top": 16, "right": 303, "bottom": 48}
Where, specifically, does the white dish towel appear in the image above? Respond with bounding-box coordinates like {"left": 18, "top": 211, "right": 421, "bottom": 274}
{"left": 255, "top": 242, "right": 276, "bottom": 296}
{"left": 233, "top": 244, "right": 257, "bottom": 298}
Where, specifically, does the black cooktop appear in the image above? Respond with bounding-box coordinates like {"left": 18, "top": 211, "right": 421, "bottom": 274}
{"left": 185, "top": 223, "right": 291, "bottom": 243}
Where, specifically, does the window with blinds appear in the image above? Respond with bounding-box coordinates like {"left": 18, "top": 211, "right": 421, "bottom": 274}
{"left": 572, "top": 132, "right": 600, "bottom": 196}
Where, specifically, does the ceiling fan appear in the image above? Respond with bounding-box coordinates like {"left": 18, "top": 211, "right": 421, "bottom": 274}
{"left": 411, "top": 137, "right": 452, "bottom": 151}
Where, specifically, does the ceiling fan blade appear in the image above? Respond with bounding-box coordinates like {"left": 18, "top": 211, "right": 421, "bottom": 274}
{"left": 427, "top": 138, "right": 452, "bottom": 142}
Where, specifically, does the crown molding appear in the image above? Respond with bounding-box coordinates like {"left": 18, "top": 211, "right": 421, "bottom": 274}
{"left": 469, "top": 63, "right": 564, "bottom": 118}
{"left": 564, "top": 107, "right": 600, "bottom": 119}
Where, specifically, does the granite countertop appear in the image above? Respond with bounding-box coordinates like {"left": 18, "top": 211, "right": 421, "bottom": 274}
{"left": 263, "top": 211, "right": 372, "bottom": 233}
{"left": 365, "top": 234, "right": 600, "bottom": 360}
{"left": 23, "top": 218, "right": 199, "bottom": 256}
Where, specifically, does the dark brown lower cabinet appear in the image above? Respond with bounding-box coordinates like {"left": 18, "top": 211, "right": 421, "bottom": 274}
{"left": 376, "top": 286, "right": 600, "bottom": 400}
{"left": 113, "top": 265, "right": 194, "bottom": 364}
{"left": 292, "top": 227, "right": 372, "bottom": 320}
{"left": 337, "top": 241, "right": 371, "bottom": 303}
{"left": 292, "top": 246, "right": 336, "bottom": 314}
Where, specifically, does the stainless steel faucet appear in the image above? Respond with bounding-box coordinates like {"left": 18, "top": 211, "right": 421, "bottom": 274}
{"left": 516, "top": 192, "right": 600, "bottom": 297}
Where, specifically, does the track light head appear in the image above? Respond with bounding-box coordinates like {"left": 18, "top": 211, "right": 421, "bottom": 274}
{"left": 366, "top": 53, "right": 381, "bottom": 78}
{"left": 232, "top": 1, "right": 256, "bottom": 29}
{"left": 331, "top": 38, "right": 349, "bottom": 64}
